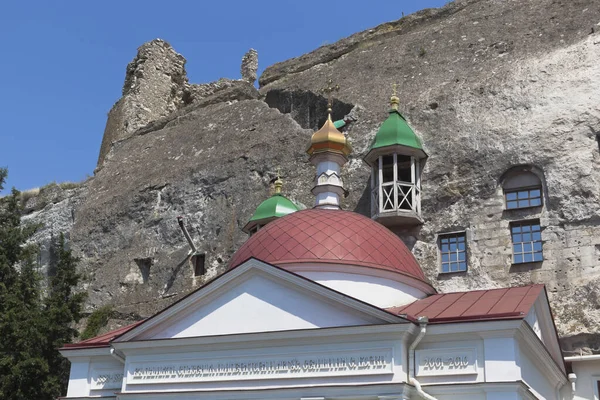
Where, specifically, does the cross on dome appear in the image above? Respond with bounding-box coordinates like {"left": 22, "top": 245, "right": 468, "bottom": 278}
{"left": 320, "top": 78, "right": 340, "bottom": 115}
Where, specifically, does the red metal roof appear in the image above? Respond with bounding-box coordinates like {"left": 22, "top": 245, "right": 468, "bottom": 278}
{"left": 229, "top": 209, "right": 430, "bottom": 285}
{"left": 60, "top": 320, "right": 144, "bottom": 350}
{"left": 387, "top": 284, "right": 544, "bottom": 323}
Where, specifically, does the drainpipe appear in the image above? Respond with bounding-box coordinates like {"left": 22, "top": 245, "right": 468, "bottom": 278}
{"left": 177, "top": 216, "right": 197, "bottom": 254}
{"left": 408, "top": 316, "right": 437, "bottom": 400}
{"left": 568, "top": 373, "right": 577, "bottom": 398}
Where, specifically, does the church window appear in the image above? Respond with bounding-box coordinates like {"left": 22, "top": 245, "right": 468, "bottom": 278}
{"left": 502, "top": 169, "right": 543, "bottom": 210}
{"left": 439, "top": 232, "right": 467, "bottom": 273}
{"left": 511, "top": 220, "right": 543, "bottom": 264}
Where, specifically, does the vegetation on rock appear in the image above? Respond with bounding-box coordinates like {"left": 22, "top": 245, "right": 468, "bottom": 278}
{"left": 81, "top": 304, "right": 113, "bottom": 340}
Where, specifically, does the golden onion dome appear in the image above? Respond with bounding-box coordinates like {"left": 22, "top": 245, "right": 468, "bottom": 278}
{"left": 307, "top": 114, "right": 351, "bottom": 156}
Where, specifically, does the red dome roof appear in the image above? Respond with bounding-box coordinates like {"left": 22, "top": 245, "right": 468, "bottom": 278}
{"left": 229, "top": 209, "right": 429, "bottom": 284}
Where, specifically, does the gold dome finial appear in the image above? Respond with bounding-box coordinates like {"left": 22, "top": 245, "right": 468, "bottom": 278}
{"left": 390, "top": 82, "right": 400, "bottom": 111}
{"left": 273, "top": 168, "right": 283, "bottom": 195}
{"left": 307, "top": 79, "right": 351, "bottom": 157}
{"left": 320, "top": 78, "right": 340, "bottom": 117}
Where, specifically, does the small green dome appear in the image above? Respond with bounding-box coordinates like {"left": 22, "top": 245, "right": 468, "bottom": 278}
{"left": 370, "top": 109, "right": 423, "bottom": 151}
{"left": 249, "top": 194, "right": 299, "bottom": 222}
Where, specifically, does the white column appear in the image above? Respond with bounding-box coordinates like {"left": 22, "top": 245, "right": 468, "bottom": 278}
{"left": 393, "top": 153, "right": 398, "bottom": 210}
{"left": 483, "top": 337, "right": 521, "bottom": 381}
{"left": 378, "top": 156, "right": 384, "bottom": 213}
{"left": 66, "top": 360, "right": 91, "bottom": 397}
{"left": 371, "top": 167, "right": 376, "bottom": 216}
{"left": 415, "top": 160, "right": 421, "bottom": 216}
{"left": 410, "top": 157, "right": 416, "bottom": 212}
{"left": 311, "top": 154, "right": 345, "bottom": 209}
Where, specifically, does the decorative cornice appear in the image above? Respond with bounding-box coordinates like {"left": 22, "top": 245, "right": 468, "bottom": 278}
{"left": 114, "top": 382, "right": 409, "bottom": 400}
{"left": 59, "top": 346, "right": 112, "bottom": 360}
{"left": 516, "top": 321, "right": 567, "bottom": 387}
{"left": 423, "top": 381, "right": 537, "bottom": 399}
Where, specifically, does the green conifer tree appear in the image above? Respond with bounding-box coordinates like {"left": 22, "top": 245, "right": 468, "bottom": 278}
{"left": 0, "top": 169, "right": 86, "bottom": 399}
{"left": 0, "top": 169, "right": 47, "bottom": 399}
{"left": 43, "top": 233, "right": 87, "bottom": 395}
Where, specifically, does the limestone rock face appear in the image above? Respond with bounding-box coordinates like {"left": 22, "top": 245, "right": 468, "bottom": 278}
{"left": 29, "top": 0, "right": 600, "bottom": 351}
{"left": 22, "top": 184, "right": 87, "bottom": 276}
{"left": 240, "top": 49, "right": 258, "bottom": 84}
{"left": 97, "top": 39, "right": 189, "bottom": 167}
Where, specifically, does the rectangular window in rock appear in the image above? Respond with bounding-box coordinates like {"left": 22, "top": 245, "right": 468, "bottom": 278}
{"left": 192, "top": 253, "right": 206, "bottom": 277}
{"left": 439, "top": 232, "right": 467, "bottom": 273}
{"left": 511, "top": 221, "right": 543, "bottom": 264}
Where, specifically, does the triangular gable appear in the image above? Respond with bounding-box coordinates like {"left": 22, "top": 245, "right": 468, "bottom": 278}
{"left": 524, "top": 286, "right": 564, "bottom": 368}
{"left": 115, "top": 258, "right": 405, "bottom": 342}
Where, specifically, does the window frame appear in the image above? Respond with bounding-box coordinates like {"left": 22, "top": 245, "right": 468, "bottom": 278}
{"left": 510, "top": 220, "right": 543, "bottom": 264}
{"left": 504, "top": 185, "right": 543, "bottom": 210}
{"left": 438, "top": 231, "right": 468, "bottom": 274}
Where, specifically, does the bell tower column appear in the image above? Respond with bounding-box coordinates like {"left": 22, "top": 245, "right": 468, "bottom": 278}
{"left": 306, "top": 80, "right": 352, "bottom": 209}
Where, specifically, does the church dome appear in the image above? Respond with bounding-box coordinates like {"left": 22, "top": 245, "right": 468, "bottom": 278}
{"left": 370, "top": 108, "right": 423, "bottom": 152}
{"left": 249, "top": 194, "right": 298, "bottom": 223}
{"left": 230, "top": 209, "right": 429, "bottom": 284}
{"left": 306, "top": 115, "right": 351, "bottom": 157}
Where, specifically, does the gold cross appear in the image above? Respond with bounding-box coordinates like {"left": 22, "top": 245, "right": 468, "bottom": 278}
{"left": 392, "top": 82, "right": 398, "bottom": 97}
{"left": 320, "top": 78, "right": 339, "bottom": 114}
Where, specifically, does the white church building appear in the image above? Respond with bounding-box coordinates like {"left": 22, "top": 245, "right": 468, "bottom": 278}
{"left": 60, "top": 94, "right": 599, "bottom": 399}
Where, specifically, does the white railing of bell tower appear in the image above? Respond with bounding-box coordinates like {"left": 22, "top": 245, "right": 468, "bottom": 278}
{"left": 371, "top": 181, "right": 421, "bottom": 216}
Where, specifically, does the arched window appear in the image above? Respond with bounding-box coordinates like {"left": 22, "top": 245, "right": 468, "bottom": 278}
{"left": 502, "top": 168, "right": 543, "bottom": 210}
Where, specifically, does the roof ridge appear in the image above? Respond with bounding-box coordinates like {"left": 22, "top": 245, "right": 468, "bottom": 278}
{"left": 433, "top": 283, "right": 541, "bottom": 296}
{"left": 513, "top": 284, "right": 543, "bottom": 313}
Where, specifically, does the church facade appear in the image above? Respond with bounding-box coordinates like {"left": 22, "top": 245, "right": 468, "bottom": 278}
{"left": 60, "top": 94, "right": 598, "bottom": 399}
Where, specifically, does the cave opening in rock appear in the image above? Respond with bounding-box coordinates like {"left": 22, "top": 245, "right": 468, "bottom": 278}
{"left": 134, "top": 258, "right": 152, "bottom": 284}
{"left": 264, "top": 89, "right": 354, "bottom": 131}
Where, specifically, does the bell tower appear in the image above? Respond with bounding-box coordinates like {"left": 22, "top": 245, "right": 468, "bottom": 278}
{"left": 306, "top": 80, "right": 352, "bottom": 209}
{"left": 364, "top": 87, "right": 427, "bottom": 226}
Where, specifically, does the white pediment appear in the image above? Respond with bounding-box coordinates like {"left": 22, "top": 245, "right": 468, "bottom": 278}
{"left": 524, "top": 289, "right": 564, "bottom": 368}
{"left": 116, "top": 259, "right": 403, "bottom": 342}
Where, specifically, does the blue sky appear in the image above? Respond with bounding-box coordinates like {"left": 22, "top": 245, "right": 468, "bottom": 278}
{"left": 0, "top": 0, "right": 447, "bottom": 194}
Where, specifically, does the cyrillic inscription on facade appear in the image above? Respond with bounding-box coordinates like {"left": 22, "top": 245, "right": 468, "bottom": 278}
{"left": 91, "top": 368, "right": 124, "bottom": 390}
{"left": 415, "top": 348, "right": 477, "bottom": 377}
{"left": 127, "top": 348, "right": 393, "bottom": 384}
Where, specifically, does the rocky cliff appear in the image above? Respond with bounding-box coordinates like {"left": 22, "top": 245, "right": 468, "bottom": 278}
{"left": 25, "top": 0, "right": 600, "bottom": 353}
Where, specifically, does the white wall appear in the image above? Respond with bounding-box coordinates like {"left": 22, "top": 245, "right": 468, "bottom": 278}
{"left": 518, "top": 343, "right": 557, "bottom": 399}
{"left": 63, "top": 354, "right": 123, "bottom": 398}
{"left": 147, "top": 274, "right": 377, "bottom": 339}
{"left": 572, "top": 359, "right": 600, "bottom": 400}
{"left": 295, "top": 269, "right": 427, "bottom": 308}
